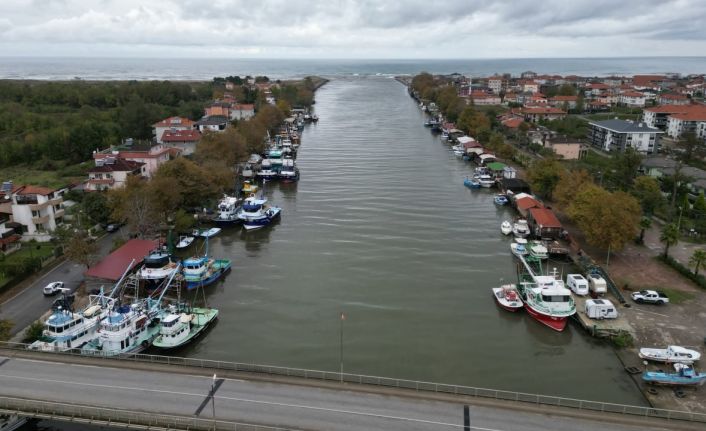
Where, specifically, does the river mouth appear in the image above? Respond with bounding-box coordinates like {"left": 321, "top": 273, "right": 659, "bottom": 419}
{"left": 178, "top": 76, "right": 645, "bottom": 406}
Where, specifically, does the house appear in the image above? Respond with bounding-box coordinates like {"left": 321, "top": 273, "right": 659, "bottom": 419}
{"left": 470, "top": 92, "right": 501, "bottom": 105}
{"left": 93, "top": 144, "right": 179, "bottom": 178}
{"left": 619, "top": 91, "right": 646, "bottom": 108}
{"left": 515, "top": 196, "right": 543, "bottom": 218}
{"left": 516, "top": 106, "right": 567, "bottom": 123}
{"left": 501, "top": 117, "right": 525, "bottom": 129}
{"left": 544, "top": 136, "right": 587, "bottom": 160}
{"left": 231, "top": 104, "right": 255, "bottom": 120}
{"left": 0, "top": 210, "right": 21, "bottom": 254}
{"left": 588, "top": 119, "right": 663, "bottom": 154}
{"left": 195, "top": 116, "right": 228, "bottom": 133}
{"left": 528, "top": 208, "right": 563, "bottom": 239}
{"left": 642, "top": 105, "right": 700, "bottom": 129}
{"left": 488, "top": 76, "right": 504, "bottom": 94}
{"left": 9, "top": 185, "right": 65, "bottom": 240}
{"left": 205, "top": 102, "right": 233, "bottom": 119}
{"left": 586, "top": 82, "right": 610, "bottom": 96}
{"left": 667, "top": 109, "right": 706, "bottom": 138}
{"left": 548, "top": 95, "right": 578, "bottom": 110}
{"left": 86, "top": 158, "right": 145, "bottom": 191}
{"left": 160, "top": 129, "right": 202, "bottom": 155}
{"left": 520, "top": 71, "right": 537, "bottom": 79}
{"left": 659, "top": 93, "right": 690, "bottom": 105}
{"left": 503, "top": 92, "right": 519, "bottom": 105}
{"left": 152, "top": 117, "right": 195, "bottom": 144}
{"left": 526, "top": 93, "right": 547, "bottom": 106}
{"left": 632, "top": 75, "right": 666, "bottom": 91}
{"left": 519, "top": 80, "right": 540, "bottom": 93}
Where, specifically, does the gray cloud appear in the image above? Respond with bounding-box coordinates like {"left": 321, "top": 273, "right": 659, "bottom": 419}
{"left": 0, "top": 0, "right": 704, "bottom": 57}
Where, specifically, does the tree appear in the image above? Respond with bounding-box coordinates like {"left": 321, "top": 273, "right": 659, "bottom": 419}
{"left": 64, "top": 233, "right": 98, "bottom": 269}
{"left": 575, "top": 93, "right": 585, "bottom": 113}
{"left": 108, "top": 176, "right": 158, "bottom": 238}
{"left": 23, "top": 320, "right": 45, "bottom": 343}
{"left": 82, "top": 192, "right": 111, "bottom": 226}
{"left": 638, "top": 217, "right": 652, "bottom": 244}
{"left": 557, "top": 84, "right": 577, "bottom": 96}
{"left": 554, "top": 169, "right": 593, "bottom": 207}
{"left": 527, "top": 158, "right": 563, "bottom": 199}
{"left": 689, "top": 249, "right": 706, "bottom": 275}
{"left": 610, "top": 148, "right": 642, "bottom": 191}
{"left": 568, "top": 184, "right": 641, "bottom": 253}
{"left": 676, "top": 132, "right": 705, "bottom": 163}
{"left": 660, "top": 223, "right": 679, "bottom": 258}
{"left": 0, "top": 319, "right": 12, "bottom": 341}
{"left": 631, "top": 176, "right": 665, "bottom": 215}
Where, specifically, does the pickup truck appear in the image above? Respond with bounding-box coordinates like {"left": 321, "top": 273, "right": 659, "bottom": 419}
{"left": 631, "top": 290, "right": 669, "bottom": 305}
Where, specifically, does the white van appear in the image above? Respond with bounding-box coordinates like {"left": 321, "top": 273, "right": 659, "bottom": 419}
{"left": 566, "top": 274, "right": 589, "bottom": 295}
{"left": 587, "top": 273, "right": 607, "bottom": 296}
{"left": 585, "top": 299, "right": 618, "bottom": 319}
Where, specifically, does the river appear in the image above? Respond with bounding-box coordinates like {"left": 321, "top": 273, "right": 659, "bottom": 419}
{"left": 177, "top": 76, "right": 644, "bottom": 405}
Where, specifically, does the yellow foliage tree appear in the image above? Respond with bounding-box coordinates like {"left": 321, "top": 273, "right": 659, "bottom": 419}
{"left": 554, "top": 169, "right": 594, "bottom": 208}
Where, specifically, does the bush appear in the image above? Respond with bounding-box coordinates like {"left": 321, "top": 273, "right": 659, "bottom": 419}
{"left": 657, "top": 254, "right": 706, "bottom": 289}
{"left": 22, "top": 320, "right": 45, "bottom": 343}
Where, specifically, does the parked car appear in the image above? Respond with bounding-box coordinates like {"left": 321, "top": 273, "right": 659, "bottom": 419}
{"left": 631, "top": 290, "right": 669, "bottom": 305}
{"left": 106, "top": 223, "right": 120, "bottom": 233}
{"left": 42, "top": 281, "right": 65, "bottom": 296}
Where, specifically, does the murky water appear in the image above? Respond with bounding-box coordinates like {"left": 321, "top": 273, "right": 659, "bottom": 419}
{"left": 177, "top": 76, "right": 644, "bottom": 405}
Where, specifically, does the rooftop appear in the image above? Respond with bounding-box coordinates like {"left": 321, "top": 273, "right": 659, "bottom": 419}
{"left": 85, "top": 239, "right": 159, "bottom": 281}
{"left": 589, "top": 119, "right": 663, "bottom": 134}
{"left": 161, "top": 130, "right": 202, "bottom": 142}
{"left": 152, "top": 116, "right": 195, "bottom": 128}
{"left": 89, "top": 159, "right": 144, "bottom": 173}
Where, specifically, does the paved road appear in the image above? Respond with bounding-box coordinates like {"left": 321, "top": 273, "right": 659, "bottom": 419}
{"left": 0, "top": 356, "right": 675, "bottom": 431}
{"left": 0, "top": 231, "right": 120, "bottom": 335}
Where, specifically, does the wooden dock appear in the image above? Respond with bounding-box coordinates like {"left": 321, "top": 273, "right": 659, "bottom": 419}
{"left": 572, "top": 294, "right": 635, "bottom": 338}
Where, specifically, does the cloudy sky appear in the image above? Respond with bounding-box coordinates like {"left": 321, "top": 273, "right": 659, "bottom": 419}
{"left": 1, "top": 0, "right": 705, "bottom": 58}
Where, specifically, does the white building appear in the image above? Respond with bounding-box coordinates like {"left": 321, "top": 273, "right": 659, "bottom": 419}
{"left": 619, "top": 91, "right": 646, "bottom": 107}
{"left": 588, "top": 119, "right": 663, "bottom": 154}
{"left": 195, "top": 116, "right": 228, "bottom": 133}
{"left": 231, "top": 104, "right": 255, "bottom": 120}
{"left": 153, "top": 117, "right": 195, "bottom": 144}
{"left": 488, "top": 76, "right": 503, "bottom": 94}
{"left": 667, "top": 110, "right": 706, "bottom": 138}
{"left": 10, "top": 185, "right": 65, "bottom": 240}
{"left": 86, "top": 158, "right": 145, "bottom": 191}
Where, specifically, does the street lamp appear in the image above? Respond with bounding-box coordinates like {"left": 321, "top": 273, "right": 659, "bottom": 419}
{"left": 211, "top": 373, "right": 217, "bottom": 430}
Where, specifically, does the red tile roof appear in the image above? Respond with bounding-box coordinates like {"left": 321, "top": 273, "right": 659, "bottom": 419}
{"left": 501, "top": 118, "right": 525, "bottom": 128}
{"left": 152, "top": 116, "right": 195, "bottom": 128}
{"left": 161, "top": 130, "right": 202, "bottom": 142}
{"left": 17, "top": 185, "right": 55, "bottom": 196}
{"left": 233, "top": 104, "right": 255, "bottom": 110}
{"left": 660, "top": 93, "right": 688, "bottom": 100}
{"left": 621, "top": 91, "right": 645, "bottom": 98}
{"left": 670, "top": 111, "right": 706, "bottom": 121}
{"left": 85, "top": 239, "right": 158, "bottom": 281}
{"left": 529, "top": 207, "right": 562, "bottom": 228}
{"left": 632, "top": 75, "right": 666, "bottom": 87}
{"left": 550, "top": 95, "right": 578, "bottom": 102}
{"left": 522, "top": 106, "right": 566, "bottom": 115}
{"left": 516, "top": 197, "right": 543, "bottom": 211}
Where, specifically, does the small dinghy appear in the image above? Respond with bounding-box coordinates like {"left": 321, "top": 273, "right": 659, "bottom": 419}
{"left": 501, "top": 221, "right": 512, "bottom": 235}
{"left": 464, "top": 177, "right": 481, "bottom": 189}
{"left": 176, "top": 235, "right": 195, "bottom": 249}
{"left": 492, "top": 284, "right": 524, "bottom": 312}
{"left": 643, "top": 363, "right": 706, "bottom": 387}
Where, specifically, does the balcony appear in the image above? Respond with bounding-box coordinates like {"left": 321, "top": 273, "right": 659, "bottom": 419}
{"left": 31, "top": 215, "right": 50, "bottom": 225}
{"left": 28, "top": 201, "right": 50, "bottom": 211}
{"left": 54, "top": 209, "right": 65, "bottom": 219}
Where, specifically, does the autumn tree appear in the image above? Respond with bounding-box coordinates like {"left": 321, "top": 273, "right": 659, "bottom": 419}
{"left": 631, "top": 176, "right": 665, "bottom": 215}
{"left": 527, "top": 158, "right": 564, "bottom": 200}
{"left": 609, "top": 148, "right": 642, "bottom": 191}
{"left": 457, "top": 106, "right": 491, "bottom": 138}
{"left": 64, "top": 232, "right": 98, "bottom": 269}
{"left": 568, "top": 184, "right": 641, "bottom": 253}
{"left": 152, "top": 158, "right": 221, "bottom": 208}
{"left": 554, "top": 169, "right": 593, "bottom": 208}
{"left": 108, "top": 176, "right": 158, "bottom": 238}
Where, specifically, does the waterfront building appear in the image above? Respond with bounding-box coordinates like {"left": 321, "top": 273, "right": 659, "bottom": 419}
{"left": 153, "top": 117, "right": 195, "bottom": 144}
{"left": 161, "top": 129, "right": 202, "bottom": 155}
{"left": 93, "top": 144, "right": 179, "bottom": 178}
{"left": 587, "top": 119, "right": 662, "bottom": 154}
{"left": 86, "top": 158, "right": 145, "bottom": 191}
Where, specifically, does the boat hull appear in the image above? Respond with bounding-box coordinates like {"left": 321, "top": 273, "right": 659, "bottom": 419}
{"left": 185, "top": 262, "right": 231, "bottom": 290}
{"left": 524, "top": 305, "right": 568, "bottom": 331}
{"left": 492, "top": 287, "right": 524, "bottom": 312}
{"left": 152, "top": 309, "right": 218, "bottom": 350}
{"left": 212, "top": 217, "right": 243, "bottom": 227}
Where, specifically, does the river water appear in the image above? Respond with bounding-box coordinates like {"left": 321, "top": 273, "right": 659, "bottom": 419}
{"left": 181, "top": 76, "right": 644, "bottom": 405}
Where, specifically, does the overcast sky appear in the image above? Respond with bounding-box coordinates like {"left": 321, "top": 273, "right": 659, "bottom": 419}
{"left": 1, "top": 0, "right": 705, "bottom": 58}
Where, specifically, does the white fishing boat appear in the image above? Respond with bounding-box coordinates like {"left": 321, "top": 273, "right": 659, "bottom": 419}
{"left": 193, "top": 227, "right": 221, "bottom": 238}
{"left": 501, "top": 220, "right": 513, "bottom": 235}
{"left": 492, "top": 284, "right": 524, "bottom": 312}
{"left": 513, "top": 219, "right": 530, "bottom": 238}
{"left": 212, "top": 194, "right": 242, "bottom": 227}
{"left": 478, "top": 174, "right": 495, "bottom": 188}
{"left": 528, "top": 241, "right": 548, "bottom": 259}
{"left": 176, "top": 235, "right": 195, "bottom": 249}
{"left": 139, "top": 248, "right": 179, "bottom": 287}
{"left": 639, "top": 346, "right": 701, "bottom": 364}
{"left": 510, "top": 238, "right": 528, "bottom": 257}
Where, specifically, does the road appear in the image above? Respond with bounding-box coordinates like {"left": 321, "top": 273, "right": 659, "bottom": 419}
{"left": 0, "top": 355, "right": 677, "bottom": 431}
{"left": 0, "top": 231, "right": 120, "bottom": 335}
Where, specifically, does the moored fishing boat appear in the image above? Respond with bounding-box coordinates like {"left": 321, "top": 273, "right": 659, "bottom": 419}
{"left": 494, "top": 194, "right": 509, "bottom": 206}
{"left": 513, "top": 219, "right": 530, "bottom": 238}
{"left": 182, "top": 255, "right": 231, "bottom": 290}
{"left": 237, "top": 182, "right": 282, "bottom": 231}
{"left": 279, "top": 158, "right": 300, "bottom": 182}
{"left": 510, "top": 238, "right": 528, "bottom": 257}
{"left": 639, "top": 346, "right": 701, "bottom": 364}
{"left": 29, "top": 294, "right": 108, "bottom": 351}
{"left": 212, "top": 194, "right": 242, "bottom": 227}
{"left": 478, "top": 174, "right": 495, "bottom": 188}
{"left": 517, "top": 266, "right": 576, "bottom": 331}
{"left": 464, "top": 177, "right": 480, "bottom": 189}
{"left": 492, "top": 284, "right": 524, "bottom": 312}
{"left": 152, "top": 304, "right": 219, "bottom": 350}
{"left": 193, "top": 227, "right": 221, "bottom": 238}
{"left": 139, "top": 247, "right": 179, "bottom": 289}
{"left": 176, "top": 235, "right": 194, "bottom": 249}
{"left": 501, "top": 220, "right": 513, "bottom": 235}
{"left": 242, "top": 180, "right": 259, "bottom": 195}
{"left": 528, "top": 241, "right": 548, "bottom": 260}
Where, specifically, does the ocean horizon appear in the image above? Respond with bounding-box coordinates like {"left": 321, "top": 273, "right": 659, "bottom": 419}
{"left": 1, "top": 56, "right": 705, "bottom": 81}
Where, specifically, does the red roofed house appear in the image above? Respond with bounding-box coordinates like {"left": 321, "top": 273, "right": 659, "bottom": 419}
{"left": 488, "top": 76, "right": 504, "bottom": 94}
{"left": 153, "top": 117, "right": 195, "bottom": 144}
{"left": 586, "top": 82, "right": 610, "bottom": 96}
{"left": 161, "top": 129, "right": 202, "bottom": 156}
{"left": 642, "top": 104, "right": 702, "bottom": 129}
{"left": 232, "top": 104, "right": 255, "bottom": 120}
{"left": 528, "top": 207, "right": 563, "bottom": 239}
{"left": 9, "top": 185, "right": 65, "bottom": 240}
{"left": 619, "top": 91, "right": 646, "bottom": 107}
{"left": 85, "top": 239, "right": 159, "bottom": 282}
{"left": 515, "top": 196, "right": 543, "bottom": 218}
{"left": 632, "top": 75, "right": 666, "bottom": 91}
{"left": 667, "top": 108, "right": 706, "bottom": 138}
{"left": 501, "top": 117, "right": 525, "bottom": 129}
{"left": 517, "top": 106, "right": 567, "bottom": 123}
{"left": 86, "top": 157, "right": 145, "bottom": 191}
{"left": 520, "top": 80, "right": 540, "bottom": 93}
{"left": 548, "top": 95, "right": 578, "bottom": 110}
{"left": 93, "top": 144, "right": 179, "bottom": 178}
{"left": 659, "top": 93, "right": 690, "bottom": 106}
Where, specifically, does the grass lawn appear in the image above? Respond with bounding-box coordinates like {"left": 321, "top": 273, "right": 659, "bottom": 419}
{"left": 0, "top": 161, "right": 90, "bottom": 189}
{"left": 653, "top": 287, "right": 696, "bottom": 304}
{"left": 3, "top": 242, "right": 56, "bottom": 265}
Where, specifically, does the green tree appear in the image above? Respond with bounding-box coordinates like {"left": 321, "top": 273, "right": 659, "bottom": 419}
{"left": 82, "top": 192, "right": 111, "bottom": 225}
{"left": 22, "top": 320, "right": 45, "bottom": 343}
{"left": 64, "top": 233, "right": 98, "bottom": 269}
{"left": 0, "top": 319, "right": 13, "bottom": 341}
{"left": 554, "top": 169, "right": 593, "bottom": 207}
{"left": 631, "top": 176, "right": 665, "bottom": 215}
{"left": 660, "top": 223, "right": 679, "bottom": 258}
{"left": 610, "top": 148, "right": 642, "bottom": 191}
{"left": 676, "top": 132, "right": 705, "bottom": 163}
{"left": 557, "top": 84, "right": 577, "bottom": 96}
{"left": 689, "top": 249, "right": 706, "bottom": 275}
{"left": 527, "top": 158, "right": 563, "bottom": 199}
{"left": 108, "top": 175, "right": 158, "bottom": 238}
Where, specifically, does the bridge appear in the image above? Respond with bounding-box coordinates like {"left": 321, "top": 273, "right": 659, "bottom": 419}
{"left": 0, "top": 342, "right": 704, "bottom": 431}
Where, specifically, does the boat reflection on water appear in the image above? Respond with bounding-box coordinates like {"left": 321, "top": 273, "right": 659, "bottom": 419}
{"left": 240, "top": 223, "right": 276, "bottom": 253}
{"left": 522, "top": 312, "right": 574, "bottom": 349}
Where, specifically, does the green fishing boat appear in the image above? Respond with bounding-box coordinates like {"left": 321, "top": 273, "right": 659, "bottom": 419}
{"left": 152, "top": 305, "right": 218, "bottom": 350}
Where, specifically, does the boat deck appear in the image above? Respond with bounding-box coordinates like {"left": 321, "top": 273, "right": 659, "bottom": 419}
{"left": 572, "top": 294, "right": 635, "bottom": 338}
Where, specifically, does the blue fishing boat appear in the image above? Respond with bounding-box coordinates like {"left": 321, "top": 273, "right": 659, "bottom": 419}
{"left": 182, "top": 235, "right": 231, "bottom": 290}
{"left": 237, "top": 181, "right": 282, "bottom": 231}
{"left": 643, "top": 363, "right": 706, "bottom": 387}
{"left": 494, "top": 194, "right": 509, "bottom": 206}
{"left": 464, "top": 177, "right": 481, "bottom": 189}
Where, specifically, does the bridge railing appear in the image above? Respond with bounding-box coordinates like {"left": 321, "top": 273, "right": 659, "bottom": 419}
{"left": 0, "top": 396, "right": 291, "bottom": 431}
{"left": 1, "top": 341, "right": 705, "bottom": 424}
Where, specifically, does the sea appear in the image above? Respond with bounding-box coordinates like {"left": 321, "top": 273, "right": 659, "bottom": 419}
{"left": 1, "top": 56, "right": 706, "bottom": 81}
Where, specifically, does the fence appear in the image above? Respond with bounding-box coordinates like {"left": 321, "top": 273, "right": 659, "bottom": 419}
{"left": 1, "top": 341, "right": 705, "bottom": 425}
{"left": 0, "top": 396, "right": 291, "bottom": 431}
